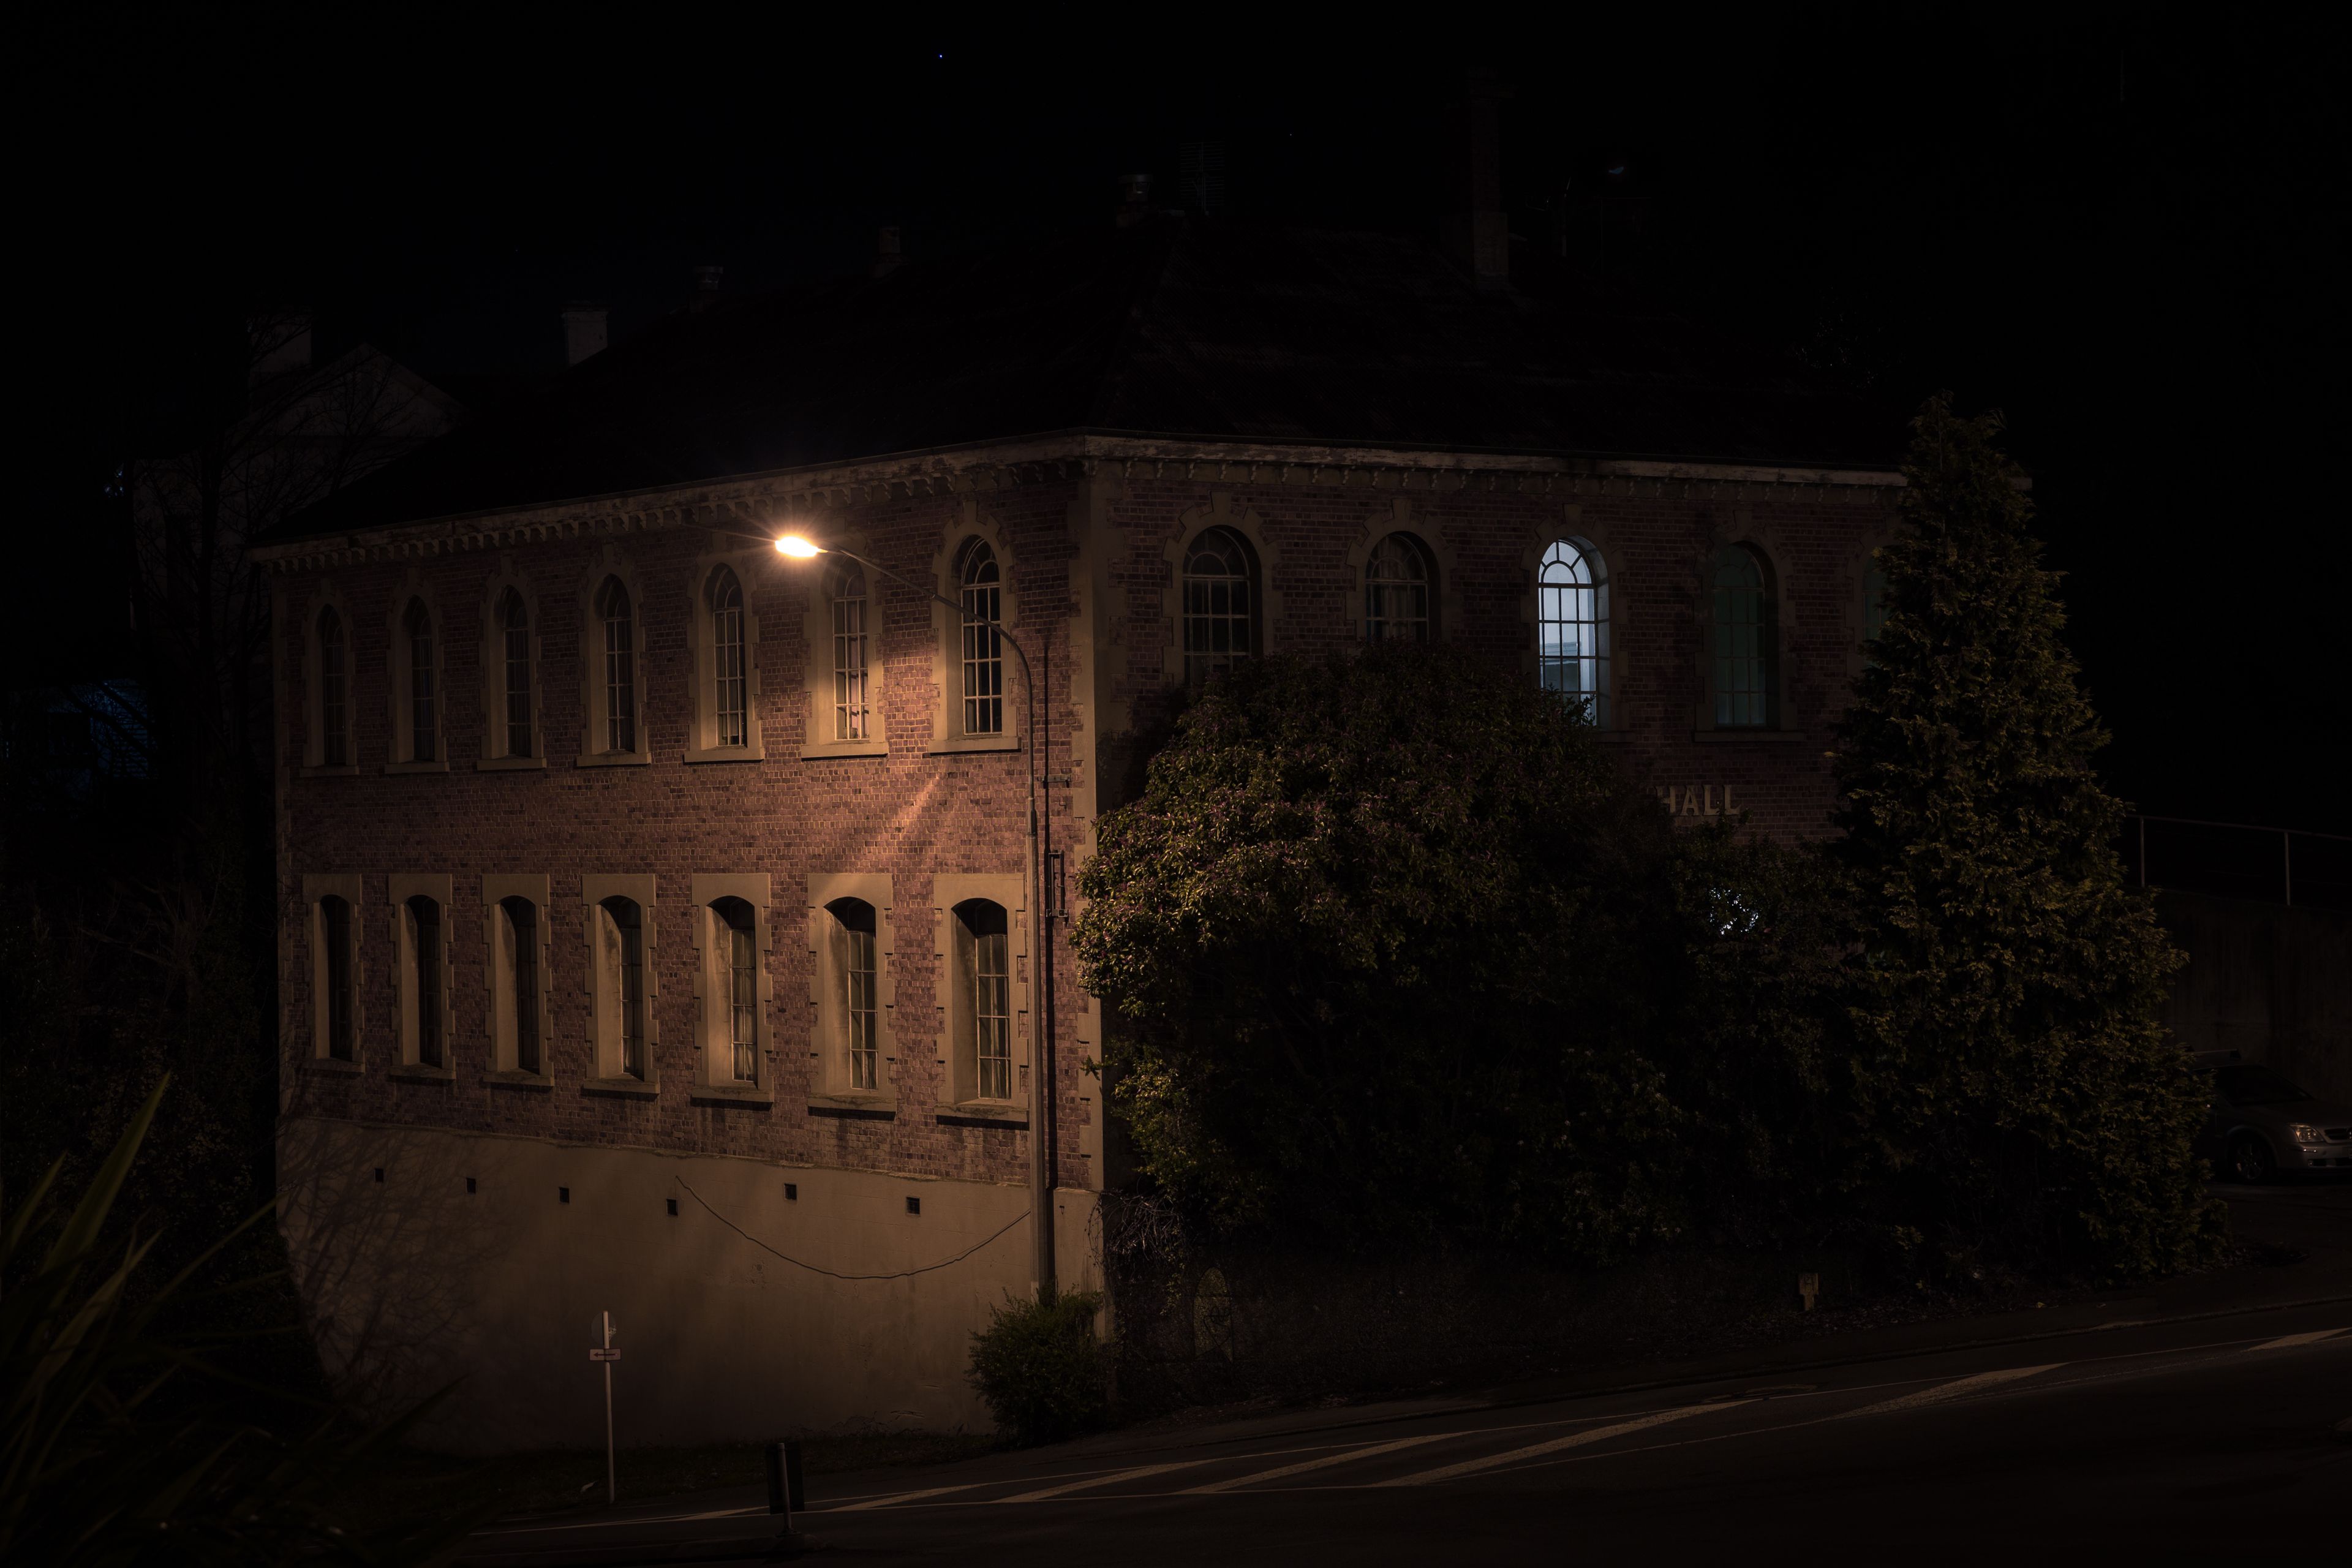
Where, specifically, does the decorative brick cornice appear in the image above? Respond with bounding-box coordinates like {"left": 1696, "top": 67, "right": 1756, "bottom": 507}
{"left": 249, "top": 432, "right": 1904, "bottom": 573}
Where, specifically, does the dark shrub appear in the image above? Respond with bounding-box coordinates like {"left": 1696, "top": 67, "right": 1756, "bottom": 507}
{"left": 966, "top": 1290, "right": 1109, "bottom": 1444}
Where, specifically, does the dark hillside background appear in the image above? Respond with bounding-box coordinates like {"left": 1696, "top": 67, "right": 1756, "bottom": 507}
{"left": 18, "top": 9, "right": 2345, "bottom": 828}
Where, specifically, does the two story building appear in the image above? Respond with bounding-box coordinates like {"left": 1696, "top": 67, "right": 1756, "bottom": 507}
{"left": 255, "top": 216, "right": 1901, "bottom": 1447}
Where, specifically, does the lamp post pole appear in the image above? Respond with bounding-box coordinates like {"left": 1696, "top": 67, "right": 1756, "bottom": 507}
{"left": 756, "top": 534, "right": 1057, "bottom": 1299}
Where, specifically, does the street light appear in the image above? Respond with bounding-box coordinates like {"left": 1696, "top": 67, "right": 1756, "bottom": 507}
{"left": 764, "top": 531, "right": 1058, "bottom": 1299}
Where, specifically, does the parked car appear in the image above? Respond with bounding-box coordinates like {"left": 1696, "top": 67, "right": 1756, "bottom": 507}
{"left": 2202, "top": 1062, "right": 2352, "bottom": 1183}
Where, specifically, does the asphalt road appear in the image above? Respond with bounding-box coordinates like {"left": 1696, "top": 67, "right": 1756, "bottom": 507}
{"left": 462, "top": 1296, "right": 2350, "bottom": 1564}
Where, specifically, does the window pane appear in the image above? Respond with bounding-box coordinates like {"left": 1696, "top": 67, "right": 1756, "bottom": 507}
{"left": 318, "top": 610, "right": 347, "bottom": 767}
{"left": 1712, "top": 548, "right": 1771, "bottom": 728}
{"left": 504, "top": 897, "right": 540, "bottom": 1075}
{"left": 974, "top": 928, "right": 1009, "bottom": 1100}
{"left": 605, "top": 897, "right": 645, "bottom": 1078}
{"left": 1183, "top": 527, "right": 1256, "bottom": 687}
{"left": 600, "top": 580, "right": 636, "bottom": 754}
{"left": 833, "top": 571, "right": 869, "bottom": 741}
{"left": 1537, "top": 540, "right": 1607, "bottom": 725}
{"left": 409, "top": 895, "right": 442, "bottom": 1067}
{"left": 1365, "top": 534, "right": 1431, "bottom": 643}
{"left": 406, "top": 601, "right": 436, "bottom": 762}
{"left": 322, "top": 897, "right": 352, "bottom": 1061}
{"left": 709, "top": 568, "right": 747, "bottom": 748}
{"left": 724, "top": 905, "right": 758, "bottom": 1082}
{"left": 960, "top": 543, "right": 1003, "bottom": 736}
{"left": 502, "top": 592, "right": 532, "bottom": 757}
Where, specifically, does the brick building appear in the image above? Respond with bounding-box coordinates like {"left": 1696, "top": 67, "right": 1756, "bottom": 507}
{"left": 255, "top": 217, "right": 1900, "bottom": 1447}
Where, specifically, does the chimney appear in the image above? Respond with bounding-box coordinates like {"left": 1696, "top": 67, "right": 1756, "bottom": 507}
{"left": 692, "top": 265, "right": 723, "bottom": 312}
{"left": 872, "top": 227, "right": 902, "bottom": 278}
{"left": 561, "top": 303, "right": 609, "bottom": 366}
{"left": 1115, "top": 173, "right": 1152, "bottom": 228}
{"left": 1442, "top": 70, "right": 1513, "bottom": 286}
{"left": 249, "top": 307, "right": 313, "bottom": 384}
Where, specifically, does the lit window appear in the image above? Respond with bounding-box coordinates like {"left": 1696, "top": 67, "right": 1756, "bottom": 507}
{"left": 1538, "top": 540, "right": 1608, "bottom": 725}
{"left": 319, "top": 895, "right": 353, "bottom": 1061}
{"left": 597, "top": 896, "right": 647, "bottom": 1078}
{"left": 317, "top": 608, "right": 347, "bottom": 767}
{"left": 1711, "top": 546, "right": 1776, "bottom": 728}
{"left": 954, "top": 899, "right": 1011, "bottom": 1101}
{"left": 707, "top": 567, "right": 747, "bottom": 748}
{"left": 1183, "top": 527, "right": 1257, "bottom": 686}
{"left": 832, "top": 567, "right": 870, "bottom": 741}
{"left": 1365, "top": 533, "right": 1433, "bottom": 643}
{"left": 710, "top": 897, "right": 759, "bottom": 1083}
{"left": 404, "top": 895, "right": 443, "bottom": 1068}
{"left": 597, "top": 578, "right": 636, "bottom": 753}
{"left": 499, "top": 589, "right": 533, "bottom": 757}
{"left": 403, "top": 599, "right": 437, "bottom": 762}
{"left": 958, "top": 540, "right": 1003, "bottom": 736}
{"left": 495, "top": 895, "right": 540, "bottom": 1074}
{"left": 828, "top": 898, "right": 880, "bottom": 1091}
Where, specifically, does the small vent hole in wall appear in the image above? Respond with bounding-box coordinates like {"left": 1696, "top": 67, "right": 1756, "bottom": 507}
{"left": 784, "top": 1183, "right": 798, "bottom": 1201}
{"left": 373, "top": 1168, "right": 384, "bottom": 1183}
{"left": 666, "top": 1198, "right": 679, "bottom": 1217}
{"left": 559, "top": 1186, "right": 570, "bottom": 1204}
{"left": 906, "top": 1196, "right": 921, "bottom": 1216}
{"left": 465, "top": 1177, "right": 477, "bottom": 1194}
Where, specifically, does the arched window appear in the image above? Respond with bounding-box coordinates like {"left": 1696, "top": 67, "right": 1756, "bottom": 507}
{"left": 402, "top": 599, "right": 437, "bottom": 762}
{"left": 831, "top": 566, "right": 870, "bottom": 741}
{"left": 318, "top": 894, "right": 353, "bottom": 1061}
{"left": 1539, "top": 540, "right": 1609, "bottom": 725}
{"left": 707, "top": 896, "right": 758, "bottom": 1082}
{"left": 404, "top": 895, "right": 443, "bottom": 1068}
{"left": 496, "top": 895, "right": 540, "bottom": 1074}
{"left": 596, "top": 578, "right": 637, "bottom": 754}
{"left": 952, "top": 899, "right": 1011, "bottom": 1101}
{"left": 1183, "top": 526, "right": 1257, "bottom": 686}
{"left": 957, "top": 540, "right": 1003, "bottom": 736}
{"left": 706, "top": 566, "right": 747, "bottom": 748}
{"left": 1365, "top": 533, "right": 1433, "bottom": 643}
{"left": 317, "top": 608, "right": 348, "bottom": 767}
{"left": 597, "top": 895, "right": 647, "bottom": 1079}
{"left": 499, "top": 589, "right": 533, "bottom": 758}
{"left": 827, "top": 898, "right": 879, "bottom": 1090}
{"left": 1711, "top": 546, "right": 1776, "bottom": 729}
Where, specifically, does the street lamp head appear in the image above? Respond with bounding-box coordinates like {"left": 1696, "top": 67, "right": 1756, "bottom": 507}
{"left": 775, "top": 535, "right": 823, "bottom": 559}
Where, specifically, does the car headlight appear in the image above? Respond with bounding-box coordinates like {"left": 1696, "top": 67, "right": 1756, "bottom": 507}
{"left": 2289, "top": 1125, "right": 2325, "bottom": 1145}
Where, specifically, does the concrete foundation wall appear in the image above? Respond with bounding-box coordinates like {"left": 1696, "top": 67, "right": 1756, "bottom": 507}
{"left": 2157, "top": 891, "right": 2352, "bottom": 1104}
{"left": 280, "top": 1117, "right": 1101, "bottom": 1451}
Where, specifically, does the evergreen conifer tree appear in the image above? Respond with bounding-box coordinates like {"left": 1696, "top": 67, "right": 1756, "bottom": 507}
{"left": 1834, "top": 396, "right": 2220, "bottom": 1280}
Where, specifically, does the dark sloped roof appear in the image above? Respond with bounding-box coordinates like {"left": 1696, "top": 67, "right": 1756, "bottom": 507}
{"left": 274, "top": 219, "right": 1895, "bottom": 540}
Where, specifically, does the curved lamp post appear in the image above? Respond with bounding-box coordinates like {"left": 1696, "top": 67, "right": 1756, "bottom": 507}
{"left": 766, "top": 532, "right": 1058, "bottom": 1299}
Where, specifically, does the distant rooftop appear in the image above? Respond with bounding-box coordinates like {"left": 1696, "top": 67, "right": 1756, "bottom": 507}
{"left": 271, "top": 218, "right": 1897, "bottom": 541}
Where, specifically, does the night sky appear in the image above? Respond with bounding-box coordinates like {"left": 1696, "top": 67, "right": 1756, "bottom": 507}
{"left": 27, "top": 12, "right": 2344, "bottom": 829}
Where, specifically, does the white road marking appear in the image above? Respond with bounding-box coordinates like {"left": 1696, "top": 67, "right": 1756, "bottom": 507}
{"left": 1180, "top": 1433, "right": 1455, "bottom": 1493}
{"left": 2247, "top": 1329, "right": 2346, "bottom": 1351}
{"left": 1841, "top": 1363, "right": 2061, "bottom": 1418}
{"left": 477, "top": 1505, "right": 764, "bottom": 1535}
{"left": 828, "top": 1482, "right": 996, "bottom": 1512}
{"left": 995, "top": 1460, "right": 1207, "bottom": 1503}
{"left": 1376, "top": 1401, "right": 1750, "bottom": 1487}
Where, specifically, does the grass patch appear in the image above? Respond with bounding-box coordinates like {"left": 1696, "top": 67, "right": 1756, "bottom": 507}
{"left": 329, "top": 1430, "right": 1005, "bottom": 1536}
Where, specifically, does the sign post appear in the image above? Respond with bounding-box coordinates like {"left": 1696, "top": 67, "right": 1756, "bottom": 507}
{"left": 589, "top": 1311, "right": 619, "bottom": 1504}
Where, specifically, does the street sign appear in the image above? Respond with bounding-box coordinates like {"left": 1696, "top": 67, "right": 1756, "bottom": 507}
{"left": 589, "top": 1348, "right": 620, "bottom": 1362}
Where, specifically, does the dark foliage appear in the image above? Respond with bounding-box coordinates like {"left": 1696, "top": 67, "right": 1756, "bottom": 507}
{"left": 965, "top": 1291, "right": 1110, "bottom": 1445}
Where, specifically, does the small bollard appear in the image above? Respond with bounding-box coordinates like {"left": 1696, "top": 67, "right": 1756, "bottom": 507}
{"left": 766, "top": 1442, "right": 792, "bottom": 1521}
{"left": 1798, "top": 1272, "right": 1821, "bottom": 1313}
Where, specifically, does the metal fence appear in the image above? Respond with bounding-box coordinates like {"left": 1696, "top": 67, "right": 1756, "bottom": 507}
{"left": 2122, "top": 815, "right": 2352, "bottom": 910}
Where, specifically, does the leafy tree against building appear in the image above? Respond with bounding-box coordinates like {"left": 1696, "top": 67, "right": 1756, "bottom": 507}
{"left": 1831, "top": 395, "right": 2220, "bottom": 1280}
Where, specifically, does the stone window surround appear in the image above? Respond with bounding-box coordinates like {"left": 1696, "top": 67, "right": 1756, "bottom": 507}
{"left": 301, "top": 872, "right": 363, "bottom": 1070}
{"left": 477, "top": 565, "right": 546, "bottom": 770}
{"left": 301, "top": 584, "right": 359, "bottom": 775}
{"left": 576, "top": 551, "right": 652, "bottom": 767}
{"left": 482, "top": 873, "right": 554, "bottom": 1085}
{"left": 928, "top": 502, "right": 1022, "bottom": 756}
{"left": 805, "top": 872, "right": 899, "bottom": 1114}
{"left": 688, "top": 872, "right": 775, "bottom": 1104}
{"left": 383, "top": 574, "right": 449, "bottom": 774}
{"left": 386, "top": 873, "right": 455, "bottom": 1080}
{"left": 1158, "top": 492, "right": 1286, "bottom": 689}
{"left": 1343, "top": 498, "right": 1466, "bottom": 644}
{"left": 1518, "top": 510, "right": 1621, "bottom": 732}
{"left": 930, "top": 871, "right": 1029, "bottom": 1123}
{"left": 683, "top": 551, "right": 767, "bottom": 764}
{"left": 581, "top": 872, "right": 658, "bottom": 1096}
{"left": 1691, "top": 518, "right": 1801, "bottom": 740}
{"left": 800, "top": 525, "right": 889, "bottom": 760}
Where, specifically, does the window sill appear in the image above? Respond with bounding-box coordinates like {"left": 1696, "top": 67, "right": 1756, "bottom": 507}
{"left": 305, "top": 1057, "right": 364, "bottom": 1076}
{"left": 383, "top": 760, "right": 450, "bottom": 775}
{"left": 300, "top": 764, "right": 361, "bottom": 779}
{"left": 575, "top": 750, "right": 652, "bottom": 768}
{"left": 929, "top": 735, "right": 1020, "bottom": 756}
{"left": 389, "top": 1063, "right": 455, "bottom": 1084}
{"left": 809, "top": 1091, "right": 897, "bottom": 1120}
{"left": 476, "top": 755, "right": 547, "bottom": 772}
{"left": 684, "top": 743, "right": 767, "bottom": 764}
{"left": 690, "top": 1083, "right": 774, "bottom": 1106}
{"left": 582, "top": 1076, "right": 659, "bottom": 1099}
{"left": 484, "top": 1069, "right": 554, "bottom": 1090}
{"left": 799, "top": 740, "right": 889, "bottom": 760}
{"left": 1688, "top": 728, "right": 1810, "bottom": 744}
{"left": 937, "top": 1102, "right": 1027, "bottom": 1130}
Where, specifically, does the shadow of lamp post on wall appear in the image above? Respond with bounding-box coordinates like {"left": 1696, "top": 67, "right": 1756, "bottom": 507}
{"left": 754, "top": 530, "right": 1060, "bottom": 1300}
